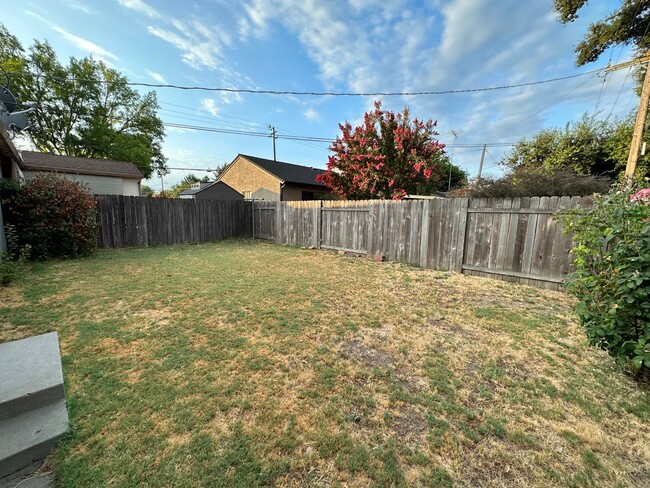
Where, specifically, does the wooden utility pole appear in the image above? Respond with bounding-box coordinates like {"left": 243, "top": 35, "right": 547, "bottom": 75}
{"left": 606, "top": 53, "right": 650, "bottom": 180}
{"left": 477, "top": 144, "right": 486, "bottom": 182}
{"left": 269, "top": 125, "right": 277, "bottom": 161}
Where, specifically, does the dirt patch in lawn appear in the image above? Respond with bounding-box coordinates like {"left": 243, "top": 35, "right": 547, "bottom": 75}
{"left": 393, "top": 407, "right": 428, "bottom": 440}
{"left": 341, "top": 340, "right": 394, "bottom": 368}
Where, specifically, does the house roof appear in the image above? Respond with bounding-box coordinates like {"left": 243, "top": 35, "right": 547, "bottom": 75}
{"left": 21, "top": 151, "right": 144, "bottom": 179}
{"left": 179, "top": 182, "right": 216, "bottom": 196}
{"left": 239, "top": 154, "right": 327, "bottom": 187}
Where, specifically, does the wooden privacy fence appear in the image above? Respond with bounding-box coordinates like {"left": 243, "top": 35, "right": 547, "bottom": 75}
{"left": 253, "top": 197, "right": 593, "bottom": 290}
{"left": 96, "top": 195, "right": 251, "bottom": 248}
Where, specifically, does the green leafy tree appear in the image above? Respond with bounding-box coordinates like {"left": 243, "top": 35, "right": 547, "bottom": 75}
{"left": 0, "top": 24, "right": 166, "bottom": 178}
{"left": 554, "top": 0, "right": 650, "bottom": 66}
{"left": 502, "top": 114, "right": 649, "bottom": 179}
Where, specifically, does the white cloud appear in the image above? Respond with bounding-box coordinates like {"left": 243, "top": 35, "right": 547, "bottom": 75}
{"left": 200, "top": 92, "right": 245, "bottom": 118}
{"left": 146, "top": 70, "right": 167, "bottom": 84}
{"left": 68, "top": 2, "right": 93, "bottom": 14}
{"left": 201, "top": 98, "right": 221, "bottom": 116}
{"left": 117, "top": 0, "right": 161, "bottom": 19}
{"left": 304, "top": 108, "right": 321, "bottom": 122}
{"left": 51, "top": 26, "right": 119, "bottom": 60}
{"left": 25, "top": 10, "right": 118, "bottom": 61}
{"left": 147, "top": 18, "right": 232, "bottom": 72}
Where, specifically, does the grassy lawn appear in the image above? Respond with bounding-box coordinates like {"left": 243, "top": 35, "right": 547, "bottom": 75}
{"left": 1, "top": 240, "right": 649, "bottom": 487}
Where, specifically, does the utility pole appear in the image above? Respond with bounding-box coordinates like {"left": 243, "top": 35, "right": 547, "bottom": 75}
{"left": 269, "top": 125, "right": 277, "bottom": 161}
{"left": 605, "top": 53, "right": 650, "bottom": 180}
{"left": 448, "top": 130, "right": 459, "bottom": 191}
{"left": 477, "top": 144, "right": 486, "bottom": 182}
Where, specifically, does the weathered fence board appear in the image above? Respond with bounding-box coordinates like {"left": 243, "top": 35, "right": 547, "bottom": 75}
{"left": 252, "top": 196, "right": 592, "bottom": 290}
{"left": 96, "top": 195, "right": 251, "bottom": 248}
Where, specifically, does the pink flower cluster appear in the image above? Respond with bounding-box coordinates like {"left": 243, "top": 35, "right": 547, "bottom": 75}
{"left": 630, "top": 188, "right": 650, "bottom": 203}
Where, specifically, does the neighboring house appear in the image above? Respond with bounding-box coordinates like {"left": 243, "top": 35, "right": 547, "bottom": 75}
{"left": 21, "top": 151, "right": 143, "bottom": 196}
{"left": 178, "top": 181, "right": 243, "bottom": 200}
{"left": 0, "top": 120, "right": 25, "bottom": 252}
{"left": 217, "top": 154, "right": 331, "bottom": 201}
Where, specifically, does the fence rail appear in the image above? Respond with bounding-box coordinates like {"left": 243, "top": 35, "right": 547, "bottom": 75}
{"left": 96, "top": 195, "right": 251, "bottom": 248}
{"left": 253, "top": 197, "right": 593, "bottom": 290}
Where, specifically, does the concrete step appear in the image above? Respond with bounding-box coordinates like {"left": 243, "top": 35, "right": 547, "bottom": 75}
{"left": 1, "top": 472, "right": 55, "bottom": 488}
{"left": 0, "top": 400, "right": 68, "bottom": 481}
{"left": 0, "top": 333, "right": 65, "bottom": 421}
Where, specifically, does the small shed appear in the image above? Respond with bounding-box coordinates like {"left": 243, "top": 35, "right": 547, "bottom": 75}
{"left": 21, "top": 151, "right": 143, "bottom": 196}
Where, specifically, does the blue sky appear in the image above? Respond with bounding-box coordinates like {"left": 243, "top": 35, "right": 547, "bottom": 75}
{"left": 4, "top": 0, "right": 637, "bottom": 190}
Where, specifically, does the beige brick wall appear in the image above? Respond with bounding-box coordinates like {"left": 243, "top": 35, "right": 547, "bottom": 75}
{"left": 218, "top": 156, "right": 281, "bottom": 201}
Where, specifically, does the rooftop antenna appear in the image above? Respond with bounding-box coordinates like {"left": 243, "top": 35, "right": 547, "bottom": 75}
{"left": 0, "top": 69, "right": 35, "bottom": 134}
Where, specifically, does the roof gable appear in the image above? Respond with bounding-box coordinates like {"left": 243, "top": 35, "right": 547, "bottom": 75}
{"left": 238, "top": 154, "right": 327, "bottom": 187}
{"left": 21, "top": 151, "right": 143, "bottom": 179}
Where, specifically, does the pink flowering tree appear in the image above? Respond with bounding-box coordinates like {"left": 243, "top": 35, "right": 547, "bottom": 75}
{"left": 317, "top": 102, "right": 449, "bottom": 200}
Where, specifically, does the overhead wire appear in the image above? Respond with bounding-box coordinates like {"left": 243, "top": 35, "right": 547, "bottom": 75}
{"left": 606, "top": 67, "right": 632, "bottom": 120}
{"left": 7, "top": 67, "right": 604, "bottom": 97}
{"left": 594, "top": 44, "right": 617, "bottom": 114}
{"left": 492, "top": 72, "right": 600, "bottom": 139}
{"left": 605, "top": 8, "right": 650, "bottom": 121}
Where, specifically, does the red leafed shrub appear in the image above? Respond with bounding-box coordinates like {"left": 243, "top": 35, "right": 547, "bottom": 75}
{"left": 317, "top": 101, "right": 448, "bottom": 200}
{"left": 3, "top": 173, "right": 99, "bottom": 259}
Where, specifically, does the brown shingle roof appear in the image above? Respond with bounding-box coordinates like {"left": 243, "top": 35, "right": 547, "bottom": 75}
{"left": 21, "top": 151, "right": 143, "bottom": 179}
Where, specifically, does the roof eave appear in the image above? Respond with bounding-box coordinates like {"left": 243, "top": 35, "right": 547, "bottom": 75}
{"left": 23, "top": 166, "right": 143, "bottom": 179}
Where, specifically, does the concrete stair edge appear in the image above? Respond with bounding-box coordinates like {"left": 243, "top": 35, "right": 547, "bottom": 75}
{"left": 0, "top": 396, "right": 68, "bottom": 481}
{"left": 0, "top": 332, "right": 65, "bottom": 423}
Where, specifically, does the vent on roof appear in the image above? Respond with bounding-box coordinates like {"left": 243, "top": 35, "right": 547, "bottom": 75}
{"left": 191, "top": 182, "right": 201, "bottom": 189}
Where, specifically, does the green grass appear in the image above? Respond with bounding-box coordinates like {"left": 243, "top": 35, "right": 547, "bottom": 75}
{"left": 1, "top": 240, "right": 649, "bottom": 487}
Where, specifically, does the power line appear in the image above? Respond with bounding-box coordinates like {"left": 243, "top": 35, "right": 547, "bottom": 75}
{"left": 160, "top": 120, "right": 517, "bottom": 147}
{"left": 606, "top": 67, "right": 632, "bottom": 120}
{"left": 9, "top": 68, "right": 603, "bottom": 97}
{"left": 159, "top": 100, "right": 266, "bottom": 126}
{"left": 493, "top": 73, "right": 599, "bottom": 138}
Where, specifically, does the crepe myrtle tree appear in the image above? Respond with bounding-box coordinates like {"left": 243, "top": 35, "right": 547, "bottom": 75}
{"left": 317, "top": 102, "right": 449, "bottom": 200}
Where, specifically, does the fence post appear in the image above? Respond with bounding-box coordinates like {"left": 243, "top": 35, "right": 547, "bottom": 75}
{"left": 317, "top": 200, "right": 323, "bottom": 249}
{"left": 366, "top": 202, "right": 374, "bottom": 256}
{"left": 419, "top": 200, "right": 430, "bottom": 268}
{"left": 251, "top": 200, "right": 255, "bottom": 239}
{"left": 454, "top": 197, "right": 469, "bottom": 273}
{"left": 274, "top": 201, "right": 281, "bottom": 243}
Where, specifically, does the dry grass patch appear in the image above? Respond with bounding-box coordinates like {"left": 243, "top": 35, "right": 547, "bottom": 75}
{"left": 0, "top": 240, "right": 648, "bottom": 488}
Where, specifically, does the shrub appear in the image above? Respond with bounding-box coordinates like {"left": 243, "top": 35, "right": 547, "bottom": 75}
{"left": 558, "top": 183, "right": 650, "bottom": 375}
{"left": 453, "top": 168, "right": 611, "bottom": 198}
{"left": 0, "top": 224, "right": 31, "bottom": 286}
{"left": 3, "top": 173, "right": 99, "bottom": 260}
